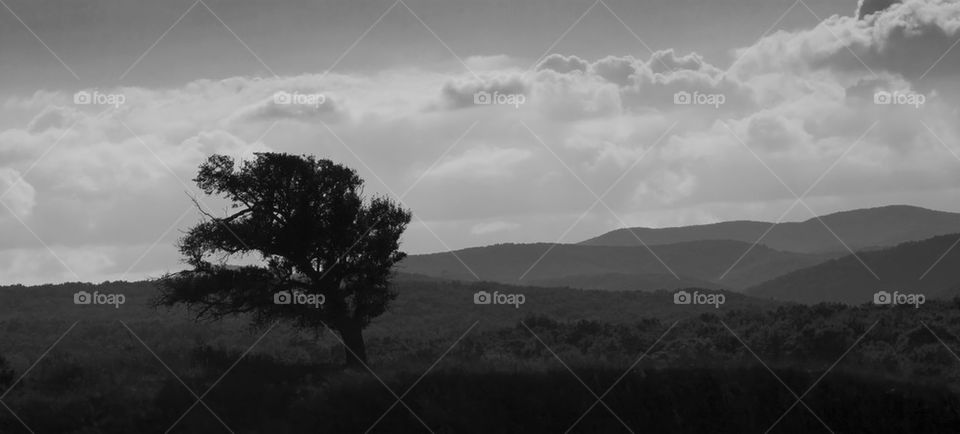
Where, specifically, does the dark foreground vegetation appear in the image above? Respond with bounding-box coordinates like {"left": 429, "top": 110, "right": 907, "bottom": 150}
{"left": 6, "top": 359, "right": 957, "bottom": 433}
{"left": 2, "top": 280, "right": 960, "bottom": 432}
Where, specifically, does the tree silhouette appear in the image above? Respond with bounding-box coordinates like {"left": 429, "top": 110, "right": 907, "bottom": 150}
{"left": 157, "top": 153, "right": 411, "bottom": 367}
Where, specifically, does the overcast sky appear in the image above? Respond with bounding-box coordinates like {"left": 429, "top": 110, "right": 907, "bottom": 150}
{"left": 1, "top": 0, "right": 959, "bottom": 284}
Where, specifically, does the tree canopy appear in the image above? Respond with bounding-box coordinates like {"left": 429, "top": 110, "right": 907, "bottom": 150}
{"left": 157, "top": 152, "right": 411, "bottom": 365}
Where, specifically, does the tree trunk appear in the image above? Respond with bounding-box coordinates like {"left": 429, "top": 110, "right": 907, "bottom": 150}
{"left": 338, "top": 321, "right": 367, "bottom": 368}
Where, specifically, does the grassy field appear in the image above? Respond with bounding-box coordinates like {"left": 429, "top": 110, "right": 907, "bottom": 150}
{"left": 2, "top": 278, "right": 960, "bottom": 432}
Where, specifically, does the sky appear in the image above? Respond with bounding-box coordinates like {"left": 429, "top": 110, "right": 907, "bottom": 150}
{"left": 1, "top": 0, "right": 959, "bottom": 284}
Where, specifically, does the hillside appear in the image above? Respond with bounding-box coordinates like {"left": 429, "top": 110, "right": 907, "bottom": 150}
{"left": 580, "top": 205, "right": 960, "bottom": 254}
{"left": 527, "top": 272, "right": 722, "bottom": 292}
{"left": 397, "top": 240, "right": 835, "bottom": 291}
{"left": 747, "top": 233, "right": 960, "bottom": 304}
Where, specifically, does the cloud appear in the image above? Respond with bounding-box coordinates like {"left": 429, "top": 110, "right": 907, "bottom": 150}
{"left": 733, "top": 0, "right": 960, "bottom": 81}
{"left": 427, "top": 146, "right": 533, "bottom": 180}
{"left": 591, "top": 56, "right": 639, "bottom": 86}
{"left": 741, "top": 112, "right": 813, "bottom": 152}
{"left": 648, "top": 49, "right": 717, "bottom": 74}
{"left": 230, "top": 93, "right": 341, "bottom": 123}
{"left": 437, "top": 50, "right": 750, "bottom": 120}
{"left": 0, "top": 169, "right": 36, "bottom": 219}
{"left": 440, "top": 74, "right": 529, "bottom": 109}
{"left": 536, "top": 54, "right": 590, "bottom": 74}
{"left": 179, "top": 130, "right": 274, "bottom": 163}
{"left": 26, "top": 106, "right": 80, "bottom": 133}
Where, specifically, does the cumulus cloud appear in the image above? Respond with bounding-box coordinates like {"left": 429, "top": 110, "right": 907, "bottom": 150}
{"left": 537, "top": 54, "right": 590, "bottom": 74}
{"left": 437, "top": 50, "right": 749, "bottom": 121}
{"left": 589, "top": 56, "right": 639, "bottom": 86}
{"left": 648, "top": 49, "right": 717, "bottom": 74}
{"left": 440, "top": 74, "right": 529, "bottom": 109}
{"left": 733, "top": 0, "right": 960, "bottom": 81}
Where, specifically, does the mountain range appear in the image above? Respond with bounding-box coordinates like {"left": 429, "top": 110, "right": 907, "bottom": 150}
{"left": 747, "top": 233, "right": 960, "bottom": 304}
{"left": 398, "top": 240, "right": 834, "bottom": 290}
{"left": 397, "top": 205, "right": 960, "bottom": 303}
{"left": 579, "top": 205, "right": 960, "bottom": 254}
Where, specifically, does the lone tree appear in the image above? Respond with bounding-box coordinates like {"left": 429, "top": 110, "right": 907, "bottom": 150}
{"left": 157, "top": 152, "right": 411, "bottom": 367}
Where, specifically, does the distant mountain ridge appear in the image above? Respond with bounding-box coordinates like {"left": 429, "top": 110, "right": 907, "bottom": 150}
{"left": 398, "top": 205, "right": 960, "bottom": 298}
{"left": 398, "top": 239, "right": 835, "bottom": 291}
{"left": 579, "top": 205, "right": 960, "bottom": 254}
{"left": 747, "top": 233, "right": 960, "bottom": 304}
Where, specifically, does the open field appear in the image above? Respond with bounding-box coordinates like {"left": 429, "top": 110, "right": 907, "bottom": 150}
{"left": 2, "top": 279, "right": 960, "bottom": 432}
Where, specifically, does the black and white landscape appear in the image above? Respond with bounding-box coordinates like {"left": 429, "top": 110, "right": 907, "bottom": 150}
{"left": 2, "top": 0, "right": 960, "bottom": 432}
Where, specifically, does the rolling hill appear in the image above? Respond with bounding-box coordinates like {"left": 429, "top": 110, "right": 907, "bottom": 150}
{"left": 580, "top": 205, "right": 960, "bottom": 254}
{"left": 747, "top": 233, "right": 960, "bottom": 304}
{"left": 527, "top": 272, "right": 722, "bottom": 292}
{"left": 397, "top": 240, "right": 835, "bottom": 291}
